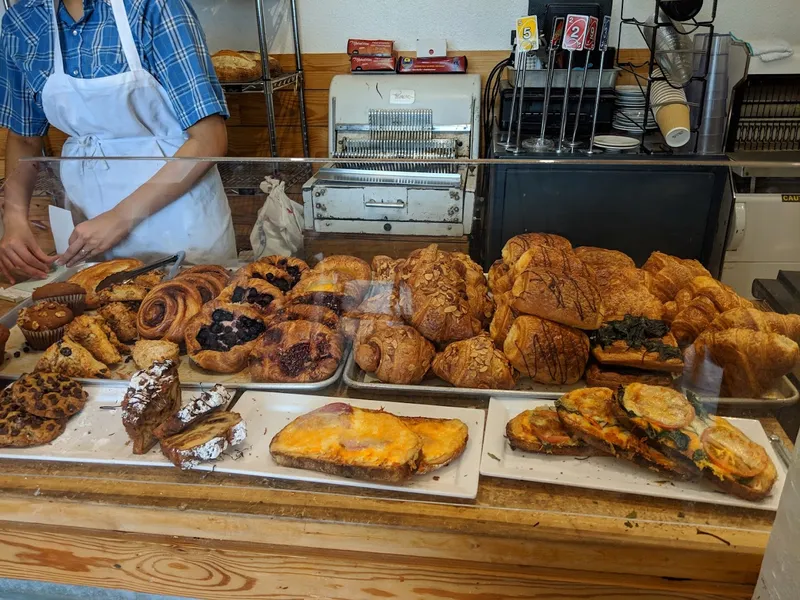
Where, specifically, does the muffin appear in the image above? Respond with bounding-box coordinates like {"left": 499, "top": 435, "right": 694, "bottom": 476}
{"left": 17, "top": 302, "right": 74, "bottom": 350}
{"left": 32, "top": 282, "right": 87, "bottom": 316}
{"left": 0, "top": 325, "right": 9, "bottom": 365}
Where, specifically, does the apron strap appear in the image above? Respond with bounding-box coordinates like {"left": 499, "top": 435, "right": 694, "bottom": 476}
{"left": 109, "top": 0, "right": 144, "bottom": 72}
{"left": 50, "top": 0, "right": 65, "bottom": 76}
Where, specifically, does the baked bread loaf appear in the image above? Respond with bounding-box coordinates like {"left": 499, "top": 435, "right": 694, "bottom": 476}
{"left": 432, "top": 335, "right": 516, "bottom": 389}
{"left": 616, "top": 384, "right": 777, "bottom": 500}
{"left": 487, "top": 260, "right": 513, "bottom": 295}
{"left": 642, "top": 251, "right": 711, "bottom": 302}
{"left": 355, "top": 322, "right": 435, "bottom": 385}
{"left": 705, "top": 307, "right": 800, "bottom": 342}
{"left": 121, "top": 360, "right": 181, "bottom": 454}
{"left": 68, "top": 258, "right": 144, "bottom": 309}
{"left": 399, "top": 416, "right": 469, "bottom": 474}
{"left": 287, "top": 271, "right": 362, "bottom": 315}
{"left": 591, "top": 316, "right": 683, "bottom": 373}
{"left": 269, "top": 402, "right": 422, "bottom": 483}
{"left": 249, "top": 320, "right": 343, "bottom": 383}
{"left": 137, "top": 279, "right": 205, "bottom": 344}
{"left": 65, "top": 315, "right": 127, "bottom": 365}
{"left": 687, "top": 329, "right": 799, "bottom": 398}
{"left": 511, "top": 245, "right": 594, "bottom": 281}
{"left": 0, "top": 385, "right": 66, "bottom": 448}
{"left": 585, "top": 363, "right": 674, "bottom": 389}
{"left": 503, "top": 316, "right": 589, "bottom": 385}
{"left": 160, "top": 411, "right": 246, "bottom": 470}
{"left": 506, "top": 406, "right": 595, "bottom": 455}
{"left": 256, "top": 256, "right": 309, "bottom": 288}
{"left": 97, "top": 302, "right": 139, "bottom": 343}
{"left": 154, "top": 384, "right": 231, "bottom": 440}
{"left": 185, "top": 301, "right": 268, "bottom": 373}
{"left": 596, "top": 267, "right": 664, "bottom": 321}
{"left": 511, "top": 268, "right": 604, "bottom": 330}
{"left": 211, "top": 50, "right": 263, "bottom": 82}
{"left": 501, "top": 233, "right": 572, "bottom": 266}
{"left": 35, "top": 336, "right": 111, "bottom": 379}
{"left": 670, "top": 277, "right": 754, "bottom": 345}
{"left": 132, "top": 339, "right": 181, "bottom": 370}
{"left": 573, "top": 246, "right": 636, "bottom": 274}
{"left": 489, "top": 292, "right": 517, "bottom": 348}
{"left": 217, "top": 279, "right": 284, "bottom": 314}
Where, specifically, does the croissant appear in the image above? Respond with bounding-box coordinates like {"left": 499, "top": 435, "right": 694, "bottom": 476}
{"left": 432, "top": 335, "right": 516, "bottom": 389}
{"left": 398, "top": 279, "right": 480, "bottom": 344}
{"left": 503, "top": 315, "right": 589, "bottom": 385}
{"left": 372, "top": 255, "right": 404, "bottom": 281}
{"left": 489, "top": 292, "right": 518, "bottom": 347}
{"left": 706, "top": 308, "right": 800, "bottom": 343}
{"left": 642, "top": 251, "right": 711, "bottom": 302}
{"left": 511, "top": 245, "right": 594, "bottom": 281}
{"left": 256, "top": 256, "right": 309, "bottom": 287}
{"left": 687, "top": 328, "right": 799, "bottom": 398}
{"left": 596, "top": 267, "right": 664, "bottom": 321}
{"left": 487, "top": 260, "right": 513, "bottom": 295}
{"left": 501, "top": 233, "right": 572, "bottom": 266}
{"left": 355, "top": 322, "right": 435, "bottom": 384}
{"left": 511, "top": 268, "right": 604, "bottom": 330}
{"left": 397, "top": 244, "right": 465, "bottom": 287}
{"left": 137, "top": 279, "right": 205, "bottom": 344}
{"left": 671, "top": 277, "right": 753, "bottom": 345}
{"left": 68, "top": 258, "right": 144, "bottom": 309}
{"left": 573, "top": 246, "right": 635, "bottom": 275}
{"left": 340, "top": 290, "right": 402, "bottom": 340}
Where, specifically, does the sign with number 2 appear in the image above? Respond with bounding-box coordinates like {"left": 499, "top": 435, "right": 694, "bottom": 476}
{"left": 562, "top": 14, "right": 589, "bottom": 52}
{"left": 585, "top": 16, "right": 599, "bottom": 51}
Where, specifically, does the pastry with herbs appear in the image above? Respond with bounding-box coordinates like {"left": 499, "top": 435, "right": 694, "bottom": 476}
{"left": 506, "top": 406, "right": 595, "bottom": 456}
{"left": 355, "top": 322, "right": 435, "bottom": 385}
{"left": 511, "top": 268, "right": 604, "bottom": 330}
{"left": 35, "top": 336, "right": 111, "bottom": 379}
{"left": 121, "top": 360, "right": 181, "bottom": 454}
{"left": 17, "top": 302, "right": 74, "bottom": 350}
{"left": 503, "top": 316, "right": 589, "bottom": 385}
{"left": 249, "top": 320, "right": 343, "bottom": 383}
{"left": 432, "top": 335, "right": 516, "bottom": 390}
{"left": 12, "top": 372, "right": 87, "bottom": 420}
{"left": 160, "top": 411, "right": 246, "bottom": 470}
{"left": 590, "top": 316, "right": 683, "bottom": 373}
{"left": 184, "top": 301, "right": 268, "bottom": 373}
{"left": 0, "top": 385, "right": 66, "bottom": 448}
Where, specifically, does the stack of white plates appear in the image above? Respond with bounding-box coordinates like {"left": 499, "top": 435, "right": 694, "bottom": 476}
{"left": 614, "top": 85, "right": 657, "bottom": 133}
{"left": 592, "top": 135, "right": 641, "bottom": 152}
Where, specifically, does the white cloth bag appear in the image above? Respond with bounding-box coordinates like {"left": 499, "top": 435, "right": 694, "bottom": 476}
{"left": 250, "top": 177, "right": 305, "bottom": 258}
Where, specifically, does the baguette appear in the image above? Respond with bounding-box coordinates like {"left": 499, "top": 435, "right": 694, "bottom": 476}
{"left": 269, "top": 403, "right": 422, "bottom": 483}
{"left": 506, "top": 407, "right": 597, "bottom": 456}
{"left": 615, "top": 383, "right": 777, "bottom": 501}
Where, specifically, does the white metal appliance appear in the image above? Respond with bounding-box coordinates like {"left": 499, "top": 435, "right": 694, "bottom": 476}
{"left": 302, "top": 74, "right": 481, "bottom": 236}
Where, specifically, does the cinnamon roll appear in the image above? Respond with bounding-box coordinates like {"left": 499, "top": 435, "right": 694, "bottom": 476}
{"left": 217, "top": 279, "right": 284, "bottom": 314}
{"left": 185, "top": 301, "right": 268, "bottom": 373}
{"left": 175, "top": 273, "right": 226, "bottom": 304}
{"left": 137, "top": 280, "right": 205, "bottom": 344}
{"left": 249, "top": 320, "right": 343, "bottom": 383}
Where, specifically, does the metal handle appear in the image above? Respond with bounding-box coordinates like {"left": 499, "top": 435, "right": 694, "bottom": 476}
{"left": 364, "top": 200, "right": 406, "bottom": 209}
{"left": 769, "top": 434, "right": 794, "bottom": 469}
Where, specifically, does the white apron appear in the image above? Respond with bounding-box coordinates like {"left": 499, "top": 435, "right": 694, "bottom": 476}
{"left": 41, "top": 0, "right": 237, "bottom": 264}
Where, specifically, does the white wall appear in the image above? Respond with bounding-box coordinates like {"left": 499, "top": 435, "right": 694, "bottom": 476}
{"left": 1, "top": 0, "right": 798, "bottom": 53}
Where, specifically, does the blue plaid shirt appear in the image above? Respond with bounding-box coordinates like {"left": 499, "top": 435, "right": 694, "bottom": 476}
{"left": 0, "top": 0, "right": 228, "bottom": 136}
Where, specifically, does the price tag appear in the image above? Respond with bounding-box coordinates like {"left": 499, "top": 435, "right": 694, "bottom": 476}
{"left": 599, "top": 15, "right": 612, "bottom": 52}
{"left": 549, "top": 17, "right": 565, "bottom": 51}
{"left": 563, "top": 14, "right": 590, "bottom": 52}
{"left": 516, "top": 16, "right": 540, "bottom": 51}
{"left": 585, "top": 16, "right": 599, "bottom": 51}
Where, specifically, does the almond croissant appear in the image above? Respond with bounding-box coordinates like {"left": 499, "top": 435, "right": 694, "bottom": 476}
{"left": 705, "top": 308, "right": 800, "bottom": 343}
{"left": 670, "top": 277, "right": 753, "bottom": 345}
{"left": 687, "top": 328, "right": 799, "bottom": 398}
{"left": 433, "top": 335, "right": 516, "bottom": 389}
{"left": 355, "top": 323, "right": 435, "bottom": 385}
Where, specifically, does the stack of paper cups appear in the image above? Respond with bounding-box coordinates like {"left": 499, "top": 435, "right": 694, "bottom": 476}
{"left": 690, "top": 33, "right": 731, "bottom": 154}
{"left": 650, "top": 67, "right": 691, "bottom": 147}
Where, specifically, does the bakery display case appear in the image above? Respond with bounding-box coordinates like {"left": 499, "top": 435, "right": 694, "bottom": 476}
{"left": 0, "top": 153, "right": 798, "bottom": 599}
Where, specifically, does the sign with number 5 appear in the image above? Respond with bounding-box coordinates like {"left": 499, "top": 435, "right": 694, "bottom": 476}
{"left": 562, "top": 14, "right": 589, "bottom": 52}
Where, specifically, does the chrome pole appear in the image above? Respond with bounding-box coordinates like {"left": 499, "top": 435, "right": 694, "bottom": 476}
{"left": 556, "top": 50, "right": 574, "bottom": 153}
{"left": 502, "top": 48, "right": 524, "bottom": 149}
{"left": 587, "top": 53, "right": 605, "bottom": 154}
{"left": 289, "top": 0, "right": 310, "bottom": 157}
{"left": 511, "top": 50, "right": 530, "bottom": 154}
{"left": 567, "top": 52, "right": 592, "bottom": 150}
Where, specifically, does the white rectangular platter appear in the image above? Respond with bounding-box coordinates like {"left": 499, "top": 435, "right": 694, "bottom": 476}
{"left": 0, "top": 388, "right": 485, "bottom": 500}
{"left": 480, "top": 398, "right": 788, "bottom": 511}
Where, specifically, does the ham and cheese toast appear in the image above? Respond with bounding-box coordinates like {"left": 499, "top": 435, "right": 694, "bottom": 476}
{"left": 555, "top": 388, "right": 695, "bottom": 478}
{"left": 615, "top": 384, "right": 777, "bottom": 501}
{"left": 269, "top": 403, "right": 423, "bottom": 482}
{"left": 399, "top": 417, "right": 468, "bottom": 474}
{"left": 506, "top": 407, "right": 596, "bottom": 456}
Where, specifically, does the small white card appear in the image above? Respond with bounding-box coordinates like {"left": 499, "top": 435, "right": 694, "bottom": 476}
{"left": 416, "top": 38, "right": 447, "bottom": 57}
{"left": 48, "top": 205, "right": 74, "bottom": 256}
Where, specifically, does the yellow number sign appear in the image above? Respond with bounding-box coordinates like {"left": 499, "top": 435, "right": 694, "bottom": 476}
{"left": 516, "top": 16, "right": 540, "bottom": 52}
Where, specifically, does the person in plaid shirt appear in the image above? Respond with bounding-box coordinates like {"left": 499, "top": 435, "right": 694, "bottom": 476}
{"left": 0, "top": 0, "right": 237, "bottom": 281}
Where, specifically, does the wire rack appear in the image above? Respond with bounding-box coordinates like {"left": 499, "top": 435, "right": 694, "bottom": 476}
{"left": 727, "top": 76, "right": 800, "bottom": 152}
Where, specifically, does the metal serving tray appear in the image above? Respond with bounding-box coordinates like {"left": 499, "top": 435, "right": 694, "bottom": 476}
{"left": 344, "top": 351, "right": 799, "bottom": 407}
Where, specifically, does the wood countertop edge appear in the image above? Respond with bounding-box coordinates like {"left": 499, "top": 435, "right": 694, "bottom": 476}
{"left": 0, "top": 494, "right": 767, "bottom": 585}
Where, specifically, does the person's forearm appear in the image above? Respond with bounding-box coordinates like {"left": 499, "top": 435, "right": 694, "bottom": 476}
{"left": 3, "top": 132, "right": 43, "bottom": 227}
{"left": 112, "top": 116, "right": 227, "bottom": 228}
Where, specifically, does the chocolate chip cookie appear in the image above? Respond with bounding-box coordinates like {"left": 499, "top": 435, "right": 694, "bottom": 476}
{"left": 12, "top": 372, "right": 87, "bottom": 420}
{"left": 0, "top": 386, "right": 66, "bottom": 448}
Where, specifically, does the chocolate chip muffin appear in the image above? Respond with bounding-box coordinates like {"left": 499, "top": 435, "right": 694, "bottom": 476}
{"left": 12, "top": 372, "right": 87, "bottom": 420}
{"left": 17, "top": 302, "right": 74, "bottom": 350}
{"left": 32, "top": 282, "right": 87, "bottom": 315}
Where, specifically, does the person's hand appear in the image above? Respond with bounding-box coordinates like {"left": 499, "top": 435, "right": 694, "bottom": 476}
{"left": 59, "top": 208, "right": 133, "bottom": 267}
{"left": 0, "top": 218, "right": 55, "bottom": 283}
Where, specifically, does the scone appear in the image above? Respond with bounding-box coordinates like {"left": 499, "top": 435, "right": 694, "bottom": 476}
{"left": 132, "top": 340, "right": 181, "bottom": 370}
{"left": 35, "top": 337, "right": 111, "bottom": 379}
{"left": 65, "top": 315, "right": 127, "bottom": 365}
{"left": 97, "top": 302, "right": 139, "bottom": 343}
